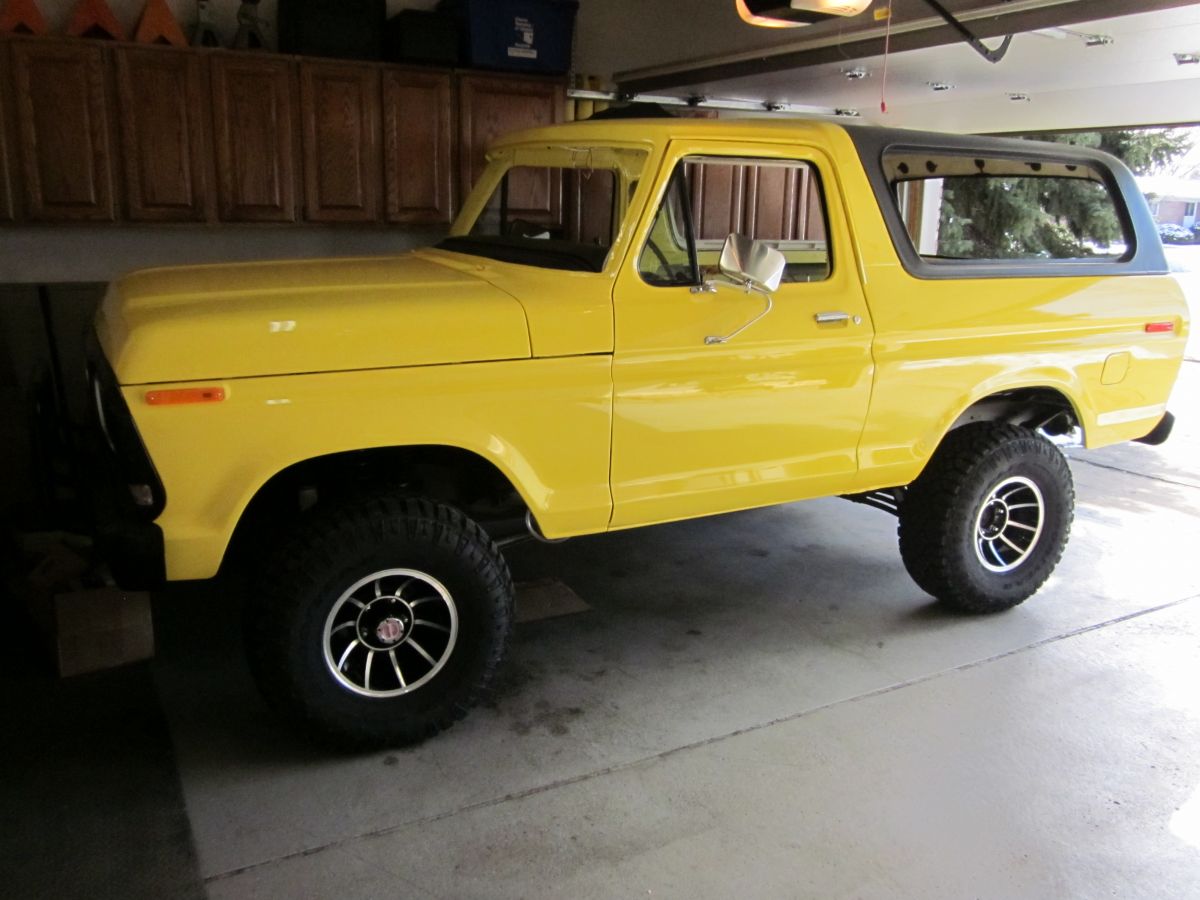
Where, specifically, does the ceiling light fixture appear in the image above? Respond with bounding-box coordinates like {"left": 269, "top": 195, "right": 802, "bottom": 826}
{"left": 738, "top": 0, "right": 1013, "bottom": 64}
{"left": 843, "top": 66, "right": 869, "bottom": 80}
{"left": 928, "top": 81, "right": 954, "bottom": 92}
{"left": 735, "top": 0, "right": 872, "bottom": 29}
{"left": 1083, "top": 34, "right": 1114, "bottom": 47}
{"left": 1174, "top": 52, "right": 1200, "bottom": 65}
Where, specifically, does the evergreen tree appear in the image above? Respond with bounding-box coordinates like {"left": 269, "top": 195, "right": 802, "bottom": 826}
{"left": 937, "top": 128, "right": 1192, "bottom": 258}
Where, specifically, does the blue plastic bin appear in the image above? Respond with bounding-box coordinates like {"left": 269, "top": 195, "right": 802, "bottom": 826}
{"left": 441, "top": 0, "right": 578, "bottom": 74}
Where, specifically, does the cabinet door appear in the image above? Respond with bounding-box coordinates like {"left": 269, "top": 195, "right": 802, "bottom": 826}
{"left": 382, "top": 69, "right": 453, "bottom": 226}
{"left": 0, "top": 41, "right": 15, "bottom": 222}
{"left": 114, "top": 46, "right": 210, "bottom": 222}
{"left": 211, "top": 55, "right": 297, "bottom": 223}
{"left": 458, "top": 74, "right": 564, "bottom": 222}
{"left": 299, "top": 62, "right": 381, "bottom": 223}
{"left": 689, "top": 160, "right": 746, "bottom": 241}
{"left": 11, "top": 39, "right": 114, "bottom": 222}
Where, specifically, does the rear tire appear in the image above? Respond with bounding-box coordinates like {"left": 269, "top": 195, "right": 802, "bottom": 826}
{"left": 245, "top": 494, "right": 513, "bottom": 748}
{"left": 898, "top": 423, "right": 1073, "bottom": 613}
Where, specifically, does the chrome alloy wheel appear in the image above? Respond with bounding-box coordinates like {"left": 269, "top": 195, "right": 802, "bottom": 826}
{"left": 973, "top": 476, "right": 1045, "bottom": 574}
{"left": 322, "top": 569, "right": 459, "bottom": 698}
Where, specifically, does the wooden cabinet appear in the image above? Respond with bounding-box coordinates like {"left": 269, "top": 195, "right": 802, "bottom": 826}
{"left": 744, "top": 164, "right": 795, "bottom": 241}
{"left": 744, "top": 163, "right": 825, "bottom": 242}
{"left": 458, "top": 74, "right": 564, "bottom": 223}
{"left": 0, "top": 42, "right": 15, "bottom": 222}
{"left": 300, "top": 61, "right": 381, "bottom": 223}
{"left": 689, "top": 161, "right": 746, "bottom": 242}
{"left": 11, "top": 39, "right": 114, "bottom": 222}
{"left": 691, "top": 160, "right": 828, "bottom": 244}
{"left": 114, "top": 45, "right": 210, "bottom": 222}
{"left": 0, "top": 36, "right": 565, "bottom": 230}
{"left": 211, "top": 55, "right": 297, "bottom": 223}
{"left": 382, "top": 69, "right": 453, "bottom": 226}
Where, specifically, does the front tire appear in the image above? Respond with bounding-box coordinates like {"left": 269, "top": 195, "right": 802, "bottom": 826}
{"left": 245, "top": 495, "right": 513, "bottom": 748}
{"left": 898, "top": 423, "right": 1074, "bottom": 613}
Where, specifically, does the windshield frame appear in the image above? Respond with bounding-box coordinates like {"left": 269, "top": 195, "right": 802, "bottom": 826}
{"left": 440, "top": 141, "right": 654, "bottom": 274}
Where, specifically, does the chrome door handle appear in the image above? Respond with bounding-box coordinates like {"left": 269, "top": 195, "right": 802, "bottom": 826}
{"left": 811, "top": 312, "right": 859, "bottom": 326}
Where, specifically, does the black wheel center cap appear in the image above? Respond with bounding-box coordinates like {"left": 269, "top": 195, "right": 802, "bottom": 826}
{"left": 980, "top": 501, "right": 1009, "bottom": 539}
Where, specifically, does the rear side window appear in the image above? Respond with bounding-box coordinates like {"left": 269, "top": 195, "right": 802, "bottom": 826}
{"left": 886, "top": 151, "right": 1130, "bottom": 262}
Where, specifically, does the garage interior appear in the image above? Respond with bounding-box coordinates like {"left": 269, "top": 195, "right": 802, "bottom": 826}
{"left": 2, "top": 1, "right": 1199, "bottom": 898}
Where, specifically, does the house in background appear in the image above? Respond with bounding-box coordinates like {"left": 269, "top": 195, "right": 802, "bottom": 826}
{"left": 1139, "top": 174, "right": 1200, "bottom": 228}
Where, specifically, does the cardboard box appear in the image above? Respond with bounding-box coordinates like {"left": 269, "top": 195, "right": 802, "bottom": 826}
{"left": 38, "top": 587, "right": 155, "bottom": 678}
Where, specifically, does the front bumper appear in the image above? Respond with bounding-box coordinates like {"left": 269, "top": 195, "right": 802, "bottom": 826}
{"left": 91, "top": 482, "right": 166, "bottom": 590}
{"left": 86, "top": 338, "right": 167, "bottom": 590}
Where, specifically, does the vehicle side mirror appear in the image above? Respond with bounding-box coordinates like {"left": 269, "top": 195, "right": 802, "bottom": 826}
{"left": 699, "top": 234, "right": 785, "bottom": 346}
{"left": 718, "top": 234, "right": 786, "bottom": 293}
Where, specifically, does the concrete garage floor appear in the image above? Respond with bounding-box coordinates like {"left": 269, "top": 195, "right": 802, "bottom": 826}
{"left": 181, "top": 416, "right": 1200, "bottom": 900}
{"left": 3, "top": 276, "right": 1198, "bottom": 899}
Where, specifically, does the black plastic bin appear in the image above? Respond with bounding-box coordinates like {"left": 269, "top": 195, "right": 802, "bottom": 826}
{"left": 439, "top": 0, "right": 578, "bottom": 74}
{"left": 278, "top": 0, "right": 386, "bottom": 61}
{"left": 384, "top": 10, "right": 460, "bottom": 66}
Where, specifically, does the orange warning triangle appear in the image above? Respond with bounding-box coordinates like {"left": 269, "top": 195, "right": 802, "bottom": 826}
{"left": 134, "top": 0, "right": 187, "bottom": 46}
{"left": 0, "top": 0, "right": 49, "bottom": 35}
{"left": 65, "top": 0, "right": 126, "bottom": 41}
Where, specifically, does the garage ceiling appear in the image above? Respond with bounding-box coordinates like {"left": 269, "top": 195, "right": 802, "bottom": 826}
{"left": 577, "top": 0, "right": 1200, "bottom": 132}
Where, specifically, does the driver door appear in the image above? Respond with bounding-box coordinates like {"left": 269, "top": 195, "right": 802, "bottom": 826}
{"left": 610, "top": 143, "right": 875, "bottom": 528}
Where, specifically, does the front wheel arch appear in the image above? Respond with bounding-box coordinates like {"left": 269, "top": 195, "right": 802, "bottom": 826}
{"left": 221, "top": 444, "right": 532, "bottom": 575}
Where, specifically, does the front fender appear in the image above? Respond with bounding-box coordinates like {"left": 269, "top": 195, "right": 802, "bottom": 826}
{"left": 126, "top": 357, "right": 613, "bottom": 581}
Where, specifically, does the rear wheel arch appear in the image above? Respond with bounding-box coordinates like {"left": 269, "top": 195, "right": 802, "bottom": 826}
{"left": 941, "top": 385, "right": 1084, "bottom": 449}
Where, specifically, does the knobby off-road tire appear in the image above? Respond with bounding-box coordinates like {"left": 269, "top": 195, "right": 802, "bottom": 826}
{"left": 245, "top": 495, "right": 513, "bottom": 749}
{"left": 898, "top": 423, "right": 1074, "bottom": 613}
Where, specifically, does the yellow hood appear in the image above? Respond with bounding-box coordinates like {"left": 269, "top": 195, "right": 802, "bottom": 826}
{"left": 97, "top": 252, "right": 531, "bottom": 385}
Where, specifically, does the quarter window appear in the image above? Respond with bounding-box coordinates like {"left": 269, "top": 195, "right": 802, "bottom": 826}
{"left": 638, "top": 156, "right": 831, "bottom": 287}
{"left": 886, "top": 151, "right": 1130, "bottom": 261}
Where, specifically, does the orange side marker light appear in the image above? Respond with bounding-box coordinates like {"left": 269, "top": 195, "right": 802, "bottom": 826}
{"left": 1145, "top": 322, "right": 1175, "bottom": 334}
{"left": 145, "top": 387, "right": 227, "bottom": 405}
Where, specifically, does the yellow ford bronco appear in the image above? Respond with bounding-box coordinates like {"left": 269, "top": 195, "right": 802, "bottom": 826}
{"left": 88, "top": 118, "right": 1188, "bottom": 746}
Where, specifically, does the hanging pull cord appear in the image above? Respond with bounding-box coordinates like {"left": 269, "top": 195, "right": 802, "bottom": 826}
{"left": 921, "top": 0, "right": 1013, "bottom": 64}
{"left": 880, "top": 4, "right": 893, "bottom": 113}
